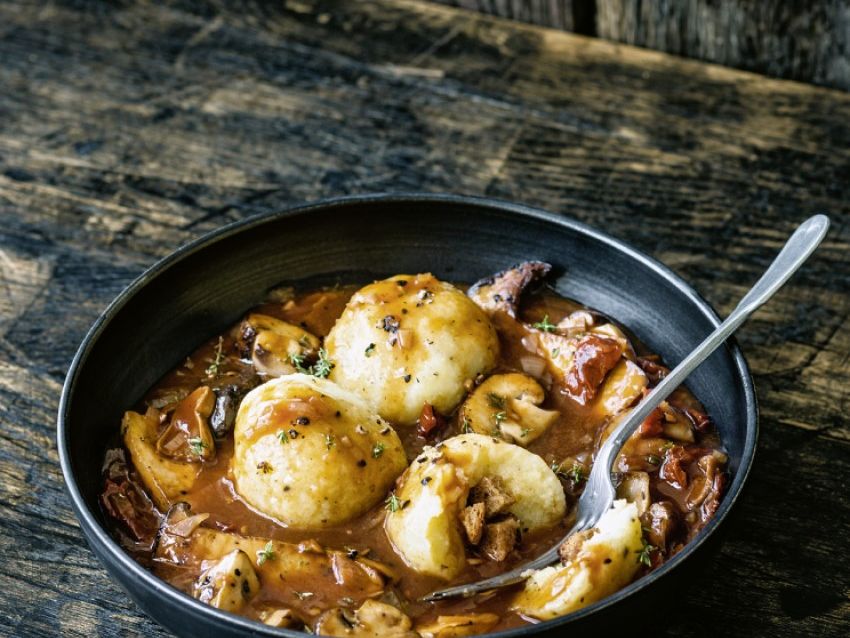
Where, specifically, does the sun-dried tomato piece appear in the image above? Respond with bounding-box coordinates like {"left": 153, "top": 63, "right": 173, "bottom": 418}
{"left": 564, "top": 334, "right": 623, "bottom": 405}
{"left": 417, "top": 403, "right": 445, "bottom": 438}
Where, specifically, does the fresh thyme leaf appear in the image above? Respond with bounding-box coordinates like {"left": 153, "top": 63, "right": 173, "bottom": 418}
{"left": 276, "top": 430, "right": 289, "bottom": 444}
{"left": 551, "top": 347, "right": 560, "bottom": 358}
{"left": 461, "top": 418, "right": 472, "bottom": 434}
{"left": 372, "top": 442, "right": 385, "bottom": 459}
{"left": 532, "top": 314, "right": 556, "bottom": 333}
{"left": 646, "top": 454, "right": 662, "bottom": 465}
{"left": 637, "top": 540, "right": 656, "bottom": 567}
{"left": 289, "top": 352, "right": 310, "bottom": 374}
{"left": 566, "top": 463, "right": 586, "bottom": 484}
{"left": 311, "top": 347, "right": 334, "bottom": 378}
{"left": 188, "top": 437, "right": 207, "bottom": 456}
{"left": 325, "top": 433, "right": 335, "bottom": 450}
{"left": 257, "top": 541, "right": 275, "bottom": 565}
{"left": 364, "top": 343, "right": 376, "bottom": 357}
{"left": 520, "top": 427, "right": 530, "bottom": 438}
{"left": 493, "top": 411, "right": 507, "bottom": 426}
{"left": 205, "top": 336, "right": 224, "bottom": 377}
{"left": 384, "top": 492, "right": 401, "bottom": 513}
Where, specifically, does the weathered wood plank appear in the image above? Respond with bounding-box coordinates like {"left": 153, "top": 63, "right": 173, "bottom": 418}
{"left": 0, "top": 1, "right": 848, "bottom": 637}
{"left": 429, "top": 0, "right": 850, "bottom": 91}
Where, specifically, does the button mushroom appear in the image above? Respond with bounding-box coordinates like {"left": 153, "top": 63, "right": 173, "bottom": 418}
{"left": 238, "top": 313, "right": 320, "bottom": 377}
{"left": 193, "top": 549, "right": 260, "bottom": 613}
{"left": 416, "top": 613, "right": 500, "bottom": 637}
{"left": 467, "top": 261, "right": 552, "bottom": 318}
{"left": 121, "top": 409, "right": 200, "bottom": 510}
{"left": 459, "top": 373, "right": 559, "bottom": 445}
{"left": 156, "top": 386, "right": 216, "bottom": 462}
{"left": 315, "top": 600, "right": 418, "bottom": 637}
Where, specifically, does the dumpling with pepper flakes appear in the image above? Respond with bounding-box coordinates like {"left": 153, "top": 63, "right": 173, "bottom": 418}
{"left": 325, "top": 274, "right": 500, "bottom": 426}
{"left": 231, "top": 374, "right": 407, "bottom": 528}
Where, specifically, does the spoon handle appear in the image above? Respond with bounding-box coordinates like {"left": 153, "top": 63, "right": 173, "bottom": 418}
{"left": 595, "top": 214, "right": 830, "bottom": 474}
{"left": 422, "top": 215, "right": 829, "bottom": 603}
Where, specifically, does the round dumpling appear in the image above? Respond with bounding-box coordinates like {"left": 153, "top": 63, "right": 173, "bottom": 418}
{"left": 232, "top": 374, "right": 408, "bottom": 528}
{"left": 325, "top": 274, "right": 499, "bottom": 425}
{"left": 385, "top": 433, "right": 566, "bottom": 579}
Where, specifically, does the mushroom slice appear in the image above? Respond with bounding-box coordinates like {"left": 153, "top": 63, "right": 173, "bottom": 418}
{"left": 512, "top": 500, "right": 644, "bottom": 620}
{"left": 156, "top": 386, "right": 216, "bottom": 462}
{"left": 416, "top": 613, "right": 500, "bottom": 638}
{"left": 315, "top": 600, "right": 418, "bottom": 637}
{"left": 258, "top": 607, "right": 302, "bottom": 628}
{"left": 122, "top": 409, "right": 200, "bottom": 510}
{"left": 193, "top": 549, "right": 260, "bottom": 613}
{"left": 467, "top": 261, "right": 551, "bottom": 318}
{"left": 238, "top": 313, "right": 320, "bottom": 377}
{"left": 459, "top": 373, "right": 559, "bottom": 445}
{"left": 154, "top": 505, "right": 387, "bottom": 612}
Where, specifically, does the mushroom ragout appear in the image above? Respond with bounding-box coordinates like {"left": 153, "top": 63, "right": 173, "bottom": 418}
{"left": 101, "top": 262, "right": 728, "bottom": 635}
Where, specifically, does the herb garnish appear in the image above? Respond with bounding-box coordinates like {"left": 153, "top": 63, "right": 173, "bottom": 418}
{"left": 384, "top": 492, "right": 402, "bottom": 513}
{"left": 533, "top": 314, "right": 557, "bottom": 332}
{"left": 493, "top": 411, "right": 507, "bottom": 426}
{"left": 290, "top": 348, "right": 334, "bottom": 378}
{"left": 276, "top": 430, "right": 289, "bottom": 444}
{"left": 325, "top": 434, "right": 335, "bottom": 450}
{"left": 372, "top": 442, "right": 385, "bottom": 459}
{"left": 289, "top": 352, "right": 310, "bottom": 374}
{"left": 566, "top": 463, "right": 586, "bottom": 484}
{"left": 637, "top": 540, "right": 656, "bottom": 566}
{"left": 461, "top": 418, "right": 472, "bottom": 434}
{"left": 205, "top": 336, "right": 224, "bottom": 377}
{"left": 188, "top": 437, "right": 207, "bottom": 456}
{"left": 257, "top": 541, "right": 275, "bottom": 565}
{"left": 293, "top": 590, "right": 314, "bottom": 600}
{"left": 551, "top": 347, "right": 560, "bottom": 358}
{"left": 312, "top": 348, "right": 334, "bottom": 378}
{"left": 364, "top": 343, "right": 376, "bottom": 357}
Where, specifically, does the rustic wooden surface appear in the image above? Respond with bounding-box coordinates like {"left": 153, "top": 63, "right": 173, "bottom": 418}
{"left": 431, "top": 0, "right": 850, "bottom": 91}
{"left": 0, "top": 1, "right": 848, "bottom": 636}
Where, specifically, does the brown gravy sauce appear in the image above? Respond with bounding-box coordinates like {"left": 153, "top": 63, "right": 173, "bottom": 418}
{"left": 104, "top": 284, "right": 727, "bottom": 632}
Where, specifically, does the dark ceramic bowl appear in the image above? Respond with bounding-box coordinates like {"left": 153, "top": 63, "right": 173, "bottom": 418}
{"left": 58, "top": 193, "right": 757, "bottom": 637}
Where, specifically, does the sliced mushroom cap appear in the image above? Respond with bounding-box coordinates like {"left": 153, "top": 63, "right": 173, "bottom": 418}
{"left": 315, "top": 600, "right": 418, "bottom": 637}
{"left": 122, "top": 409, "right": 200, "bottom": 510}
{"left": 416, "top": 613, "right": 500, "bottom": 637}
{"left": 156, "top": 386, "right": 216, "bottom": 462}
{"left": 459, "top": 373, "right": 559, "bottom": 445}
{"left": 467, "top": 261, "right": 552, "bottom": 318}
{"left": 239, "top": 313, "right": 320, "bottom": 377}
{"left": 193, "top": 548, "right": 260, "bottom": 612}
{"left": 257, "top": 607, "right": 302, "bottom": 628}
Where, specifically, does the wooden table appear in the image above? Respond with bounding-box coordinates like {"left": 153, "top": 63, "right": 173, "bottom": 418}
{"left": 1, "top": 1, "right": 848, "bottom": 636}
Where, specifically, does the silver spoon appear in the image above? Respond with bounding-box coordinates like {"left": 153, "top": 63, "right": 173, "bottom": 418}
{"left": 423, "top": 214, "right": 830, "bottom": 603}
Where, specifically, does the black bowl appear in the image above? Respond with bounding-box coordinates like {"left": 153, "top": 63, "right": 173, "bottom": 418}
{"left": 58, "top": 193, "right": 758, "bottom": 637}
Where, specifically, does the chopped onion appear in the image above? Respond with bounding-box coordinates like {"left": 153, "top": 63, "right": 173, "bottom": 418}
{"left": 519, "top": 355, "right": 546, "bottom": 379}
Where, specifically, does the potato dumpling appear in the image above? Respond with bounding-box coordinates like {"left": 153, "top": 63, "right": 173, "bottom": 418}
{"left": 232, "top": 374, "right": 407, "bottom": 528}
{"left": 511, "top": 499, "right": 644, "bottom": 619}
{"left": 325, "top": 274, "right": 499, "bottom": 425}
{"left": 385, "top": 433, "right": 566, "bottom": 579}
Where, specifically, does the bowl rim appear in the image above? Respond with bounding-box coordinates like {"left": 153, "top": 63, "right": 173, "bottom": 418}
{"left": 57, "top": 192, "right": 759, "bottom": 637}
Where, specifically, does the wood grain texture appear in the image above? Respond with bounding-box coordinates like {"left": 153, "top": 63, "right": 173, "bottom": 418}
{"left": 0, "top": 0, "right": 848, "bottom": 636}
{"left": 430, "top": 0, "right": 850, "bottom": 91}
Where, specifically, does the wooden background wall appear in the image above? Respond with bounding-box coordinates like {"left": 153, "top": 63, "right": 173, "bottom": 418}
{"left": 429, "top": 1, "right": 850, "bottom": 90}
